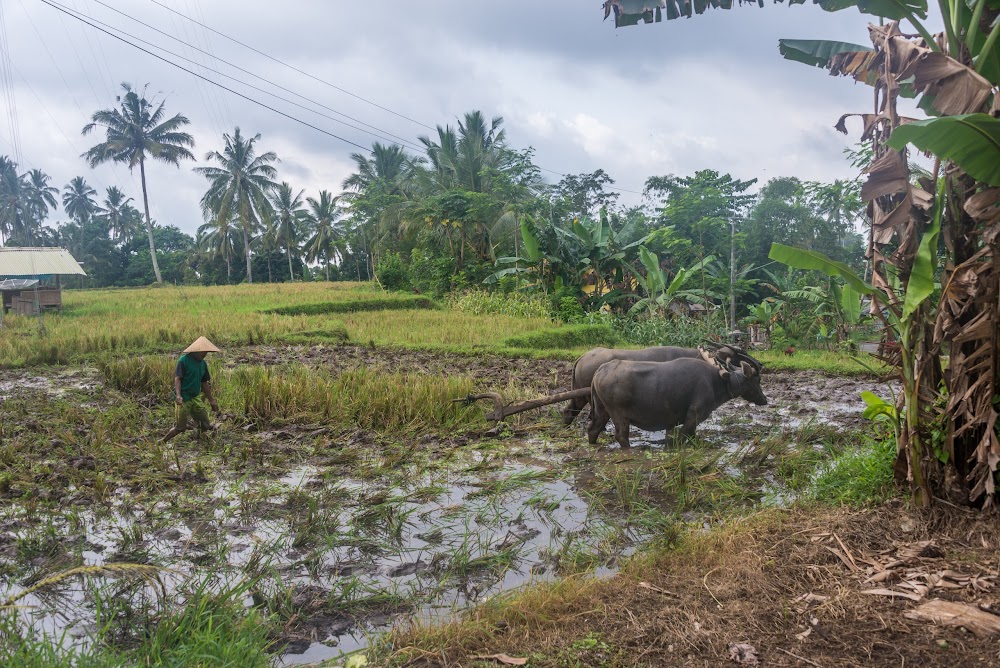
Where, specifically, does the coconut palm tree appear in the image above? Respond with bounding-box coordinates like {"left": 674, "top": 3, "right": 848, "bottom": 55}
{"left": 197, "top": 213, "right": 239, "bottom": 283}
{"left": 82, "top": 83, "right": 195, "bottom": 284}
{"left": 62, "top": 177, "right": 100, "bottom": 225}
{"left": 270, "top": 182, "right": 307, "bottom": 281}
{"left": 0, "top": 157, "right": 25, "bottom": 244}
{"left": 24, "top": 170, "right": 59, "bottom": 226}
{"left": 305, "top": 190, "right": 342, "bottom": 281}
{"left": 341, "top": 142, "right": 415, "bottom": 273}
{"left": 100, "top": 186, "right": 137, "bottom": 241}
{"left": 195, "top": 127, "right": 278, "bottom": 284}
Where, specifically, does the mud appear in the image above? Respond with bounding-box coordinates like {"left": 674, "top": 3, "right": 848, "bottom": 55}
{"left": 0, "top": 352, "right": 889, "bottom": 666}
{"left": 231, "top": 344, "right": 575, "bottom": 394}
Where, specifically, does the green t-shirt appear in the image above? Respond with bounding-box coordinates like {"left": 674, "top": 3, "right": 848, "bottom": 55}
{"left": 175, "top": 353, "right": 211, "bottom": 402}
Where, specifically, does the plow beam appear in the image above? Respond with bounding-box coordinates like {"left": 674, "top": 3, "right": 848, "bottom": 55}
{"left": 454, "top": 388, "right": 592, "bottom": 421}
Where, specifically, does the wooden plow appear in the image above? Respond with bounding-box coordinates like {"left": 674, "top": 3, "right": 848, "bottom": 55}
{"left": 454, "top": 388, "right": 592, "bottom": 422}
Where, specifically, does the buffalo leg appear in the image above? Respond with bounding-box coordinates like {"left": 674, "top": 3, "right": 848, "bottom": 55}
{"left": 612, "top": 416, "right": 631, "bottom": 449}
{"left": 679, "top": 408, "right": 701, "bottom": 438}
{"left": 561, "top": 394, "right": 588, "bottom": 426}
{"left": 588, "top": 394, "right": 610, "bottom": 445}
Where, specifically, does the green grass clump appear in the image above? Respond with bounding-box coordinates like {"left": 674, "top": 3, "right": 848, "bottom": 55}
{"left": 447, "top": 290, "right": 553, "bottom": 319}
{"left": 755, "top": 349, "right": 889, "bottom": 376}
{"left": 503, "top": 324, "right": 619, "bottom": 350}
{"left": 808, "top": 437, "right": 896, "bottom": 506}
{"left": 265, "top": 295, "right": 436, "bottom": 315}
{"left": 0, "top": 578, "right": 275, "bottom": 668}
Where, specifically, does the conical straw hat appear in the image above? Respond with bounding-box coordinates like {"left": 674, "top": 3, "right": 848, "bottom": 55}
{"left": 183, "top": 336, "right": 221, "bottom": 354}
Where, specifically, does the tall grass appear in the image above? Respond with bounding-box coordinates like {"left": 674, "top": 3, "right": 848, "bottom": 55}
{"left": 447, "top": 290, "right": 553, "bottom": 319}
{"left": 100, "top": 356, "right": 482, "bottom": 432}
{"left": 0, "top": 283, "right": 553, "bottom": 367}
{"left": 0, "top": 577, "right": 275, "bottom": 668}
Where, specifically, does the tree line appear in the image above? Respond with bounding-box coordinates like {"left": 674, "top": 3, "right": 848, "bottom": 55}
{"left": 0, "top": 81, "right": 865, "bottom": 325}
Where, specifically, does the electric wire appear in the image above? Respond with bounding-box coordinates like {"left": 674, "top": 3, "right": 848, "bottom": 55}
{"left": 89, "top": 0, "right": 424, "bottom": 149}
{"left": 145, "top": 0, "right": 437, "bottom": 132}
{"left": 138, "top": 0, "right": 647, "bottom": 195}
{"left": 45, "top": 0, "right": 424, "bottom": 153}
{"left": 38, "top": 0, "right": 385, "bottom": 153}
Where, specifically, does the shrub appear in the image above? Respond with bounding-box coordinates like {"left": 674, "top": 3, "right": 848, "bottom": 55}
{"left": 448, "top": 290, "right": 552, "bottom": 319}
{"left": 584, "top": 312, "right": 727, "bottom": 348}
{"left": 557, "top": 296, "right": 586, "bottom": 324}
{"left": 503, "top": 324, "right": 619, "bottom": 349}
{"left": 408, "top": 249, "right": 454, "bottom": 297}
{"left": 375, "top": 253, "right": 410, "bottom": 291}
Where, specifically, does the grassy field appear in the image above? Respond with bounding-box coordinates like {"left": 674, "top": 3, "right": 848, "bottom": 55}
{"left": 0, "top": 282, "right": 899, "bottom": 667}
{"left": 0, "top": 283, "right": 560, "bottom": 367}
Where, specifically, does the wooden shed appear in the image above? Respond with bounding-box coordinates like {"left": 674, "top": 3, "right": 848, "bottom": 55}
{"left": 0, "top": 248, "right": 86, "bottom": 315}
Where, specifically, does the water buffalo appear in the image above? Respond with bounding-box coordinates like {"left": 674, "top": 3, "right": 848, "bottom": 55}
{"left": 588, "top": 357, "right": 768, "bottom": 448}
{"left": 562, "top": 346, "right": 703, "bottom": 425}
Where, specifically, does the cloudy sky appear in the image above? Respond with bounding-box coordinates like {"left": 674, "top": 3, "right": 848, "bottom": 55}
{"left": 1, "top": 0, "right": 884, "bottom": 237}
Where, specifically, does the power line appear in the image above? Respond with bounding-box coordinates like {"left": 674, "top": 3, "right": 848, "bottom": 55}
{"left": 139, "top": 0, "right": 648, "bottom": 195}
{"left": 41, "top": 0, "right": 650, "bottom": 199}
{"left": 87, "top": 0, "right": 424, "bottom": 150}
{"left": 39, "top": 0, "right": 374, "bottom": 154}
{"left": 145, "top": 0, "right": 437, "bottom": 132}
{"left": 46, "top": 0, "right": 424, "bottom": 153}
{"left": 15, "top": 0, "right": 178, "bottom": 230}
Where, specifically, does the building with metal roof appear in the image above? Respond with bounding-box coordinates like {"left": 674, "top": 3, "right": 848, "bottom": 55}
{"left": 0, "top": 248, "right": 86, "bottom": 315}
{"left": 0, "top": 247, "right": 87, "bottom": 279}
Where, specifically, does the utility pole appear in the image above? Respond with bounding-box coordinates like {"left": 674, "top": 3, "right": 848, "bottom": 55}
{"left": 729, "top": 214, "right": 737, "bottom": 331}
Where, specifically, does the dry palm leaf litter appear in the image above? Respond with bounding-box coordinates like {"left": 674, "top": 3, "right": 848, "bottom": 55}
{"left": 380, "top": 501, "right": 1000, "bottom": 667}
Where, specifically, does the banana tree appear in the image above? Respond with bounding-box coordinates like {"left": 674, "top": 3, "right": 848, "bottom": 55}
{"left": 630, "top": 246, "right": 716, "bottom": 314}
{"left": 602, "top": 0, "right": 1000, "bottom": 508}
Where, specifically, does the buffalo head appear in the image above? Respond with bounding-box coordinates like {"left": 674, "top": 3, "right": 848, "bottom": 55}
{"left": 736, "top": 360, "right": 767, "bottom": 406}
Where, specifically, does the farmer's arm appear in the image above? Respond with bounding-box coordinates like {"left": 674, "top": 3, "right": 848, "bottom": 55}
{"left": 201, "top": 367, "right": 219, "bottom": 412}
{"left": 174, "top": 361, "right": 184, "bottom": 404}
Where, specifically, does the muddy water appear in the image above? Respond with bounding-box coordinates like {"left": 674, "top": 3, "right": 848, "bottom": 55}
{"left": 0, "top": 364, "right": 890, "bottom": 666}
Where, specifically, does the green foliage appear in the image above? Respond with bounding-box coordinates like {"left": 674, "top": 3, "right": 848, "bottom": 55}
{"left": 266, "top": 296, "right": 435, "bottom": 316}
{"left": 375, "top": 253, "right": 410, "bottom": 291}
{"left": 809, "top": 437, "right": 897, "bottom": 506}
{"left": 447, "top": 290, "right": 552, "bottom": 319}
{"left": 586, "top": 311, "right": 727, "bottom": 348}
{"left": 887, "top": 115, "right": 1000, "bottom": 186}
{"left": 408, "top": 248, "right": 456, "bottom": 297}
{"left": 503, "top": 324, "right": 619, "bottom": 350}
{"left": 557, "top": 296, "right": 586, "bottom": 323}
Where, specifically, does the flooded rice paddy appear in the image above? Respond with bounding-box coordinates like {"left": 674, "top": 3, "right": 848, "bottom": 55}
{"left": 0, "top": 349, "right": 891, "bottom": 665}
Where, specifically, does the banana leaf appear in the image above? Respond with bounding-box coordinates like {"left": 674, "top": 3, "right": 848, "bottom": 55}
{"left": 778, "top": 39, "right": 873, "bottom": 68}
{"left": 887, "top": 114, "right": 1000, "bottom": 187}
{"left": 900, "top": 188, "right": 943, "bottom": 320}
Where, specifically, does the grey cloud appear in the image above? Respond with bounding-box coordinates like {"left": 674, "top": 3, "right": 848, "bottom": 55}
{"left": 4, "top": 0, "right": 882, "bottom": 236}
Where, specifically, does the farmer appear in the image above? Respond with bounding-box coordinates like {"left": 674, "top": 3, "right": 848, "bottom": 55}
{"left": 161, "top": 336, "right": 221, "bottom": 443}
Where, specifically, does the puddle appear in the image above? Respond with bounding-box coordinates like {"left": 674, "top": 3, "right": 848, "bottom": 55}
{"left": 0, "top": 369, "right": 100, "bottom": 400}
{"left": 0, "top": 367, "right": 887, "bottom": 664}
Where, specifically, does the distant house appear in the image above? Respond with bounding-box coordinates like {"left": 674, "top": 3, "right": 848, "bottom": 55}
{"left": 0, "top": 248, "right": 86, "bottom": 315}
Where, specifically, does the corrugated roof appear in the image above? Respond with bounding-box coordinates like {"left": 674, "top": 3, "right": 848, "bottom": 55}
{"left": 0, "top": 248, "right": 87, "bottom": 277}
